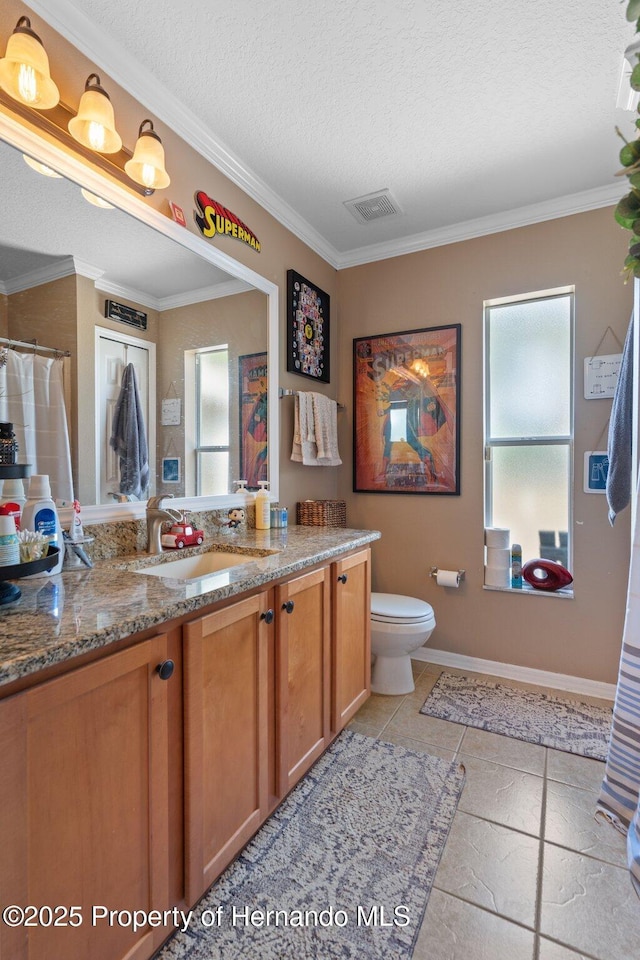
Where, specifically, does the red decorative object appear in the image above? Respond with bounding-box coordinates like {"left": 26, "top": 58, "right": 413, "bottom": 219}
{"left": 161, "top": 521, "right": 204, "bottom": 550}
{"left": 522, "top": 559, "right": 573, "bottom": 591}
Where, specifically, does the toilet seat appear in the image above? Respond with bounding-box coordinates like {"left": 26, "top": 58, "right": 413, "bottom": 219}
{"left": 371, "top": 592, "right": 435, "bottom": 625}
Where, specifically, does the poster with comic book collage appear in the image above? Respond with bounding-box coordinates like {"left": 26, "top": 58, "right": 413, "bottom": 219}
{"left": 286, "top": 269, "right": 330, "bottom": 383}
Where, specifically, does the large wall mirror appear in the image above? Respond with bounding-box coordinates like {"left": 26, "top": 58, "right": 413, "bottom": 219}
{"left": 0, "top": 114, "right": 279, "bottom": 523}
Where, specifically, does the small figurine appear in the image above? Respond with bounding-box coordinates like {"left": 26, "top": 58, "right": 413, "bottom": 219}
{"left": 226, "top": 507, "right": 245, "bottom": 529}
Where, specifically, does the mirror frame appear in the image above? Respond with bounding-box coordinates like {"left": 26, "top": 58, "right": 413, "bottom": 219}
{"left": 0, "top": 108, "right": 280, "bottom": 524}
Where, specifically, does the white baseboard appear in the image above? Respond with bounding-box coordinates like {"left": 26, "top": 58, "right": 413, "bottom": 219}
{"left": 412, "top": 647, "right": 616, "bottom": 701}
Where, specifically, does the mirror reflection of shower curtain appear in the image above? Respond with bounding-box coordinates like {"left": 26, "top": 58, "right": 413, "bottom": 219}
{"left": 0, "top": 350, "right": 74, "bottom": 502}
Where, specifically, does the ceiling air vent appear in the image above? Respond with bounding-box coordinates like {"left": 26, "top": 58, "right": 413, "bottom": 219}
{"left": 344, "top": 189, "right": 403, "bottom": 225}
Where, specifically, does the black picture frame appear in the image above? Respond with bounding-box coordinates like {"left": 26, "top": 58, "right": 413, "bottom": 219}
{"left": 353, "top": 324, "right": 461, "bottom": 495}
{"left": 286, "top": 269, "right": 330, "bottom": 383}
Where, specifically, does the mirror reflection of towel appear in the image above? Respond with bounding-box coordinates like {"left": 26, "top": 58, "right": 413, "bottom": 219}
{"left": 110, "top": 363, "right": 149, "bottom": 498}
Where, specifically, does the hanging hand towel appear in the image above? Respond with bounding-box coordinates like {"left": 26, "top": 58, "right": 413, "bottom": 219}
{"left": 311, "top": 392, "right": 342, "bottom": 466}
{"left": 110, "top": 362, "right": 149, "bottom": 498}
{"left": 606, "top": 316, "right": 633, "bottom": 525}
{"left": 291, "top": 392, "right": 319, "bottom": 464}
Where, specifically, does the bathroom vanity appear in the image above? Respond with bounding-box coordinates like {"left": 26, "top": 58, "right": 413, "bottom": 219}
{"left": 0, "top": 525, "right": 378, "bottom": 960}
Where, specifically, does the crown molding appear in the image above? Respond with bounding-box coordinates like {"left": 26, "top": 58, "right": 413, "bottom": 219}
{"left": 158, "top": 278, "right": 254, "bottom": 310}
{"left": 335, "top": 182, "right": 626, "bottom": 268}
{"left": 2, "top": 256, "right": 77, "bottom": 294}
{"left": 94, "top": 276, "right": 253, "bottom": 312}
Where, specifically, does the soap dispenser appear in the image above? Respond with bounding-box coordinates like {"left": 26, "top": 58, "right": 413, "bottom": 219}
{"left": 255, "top": 481, "right": 271, "bottom": 530}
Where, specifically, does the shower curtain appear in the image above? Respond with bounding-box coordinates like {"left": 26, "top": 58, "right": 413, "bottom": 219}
{"left": 598, "top": 468, "right": 640, "bottom": 896}
{"left": 0, "top": 349, "right": 74, "bottom": 502}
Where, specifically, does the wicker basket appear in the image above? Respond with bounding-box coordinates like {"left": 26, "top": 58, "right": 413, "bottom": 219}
{"left": 296, "top": 500, "right": 346, "bottom": 527}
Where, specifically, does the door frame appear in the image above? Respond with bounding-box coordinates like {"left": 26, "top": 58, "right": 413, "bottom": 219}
{"left": 95, "top": 325, "right": 157, "bottom": 504}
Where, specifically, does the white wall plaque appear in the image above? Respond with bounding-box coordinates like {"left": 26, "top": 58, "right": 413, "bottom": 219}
{"left": 161, "top": 397, "right": 181, "bottom": 425}
{"left": 583, "top": 354, "right": 622, "bottom": 399}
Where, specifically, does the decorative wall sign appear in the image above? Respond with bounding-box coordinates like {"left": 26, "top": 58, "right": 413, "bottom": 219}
{"left": 162, "top": 457, "right": 181, "bottom": 483}
{"left": 584, "top": 354, "right": 622, "bottom": 399}
{"left": 104, "top": 299, "right": 147, "bottom": 330}
{"left": 193, "top": 191, "right": 261, "bottom": 252}
{"left": 583, "top": 451, "right": 609, "bottom": 493}
{"left": 239, "top": 352, "right": 268, "bottom": 490}
{"left": 286, "top": 270, "right": 330, "bottom": 383}
{"left": 353, "top": 324, "right": 461, "bottom": 495}
{"left": 161, "top": 397, "right": 181, "bottom": 426}
{"left": 169, "top": 201, "right": 186, "bottom": 227}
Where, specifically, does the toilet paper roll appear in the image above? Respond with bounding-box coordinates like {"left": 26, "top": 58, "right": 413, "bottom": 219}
{"left": 484, "top": 564, "right": 511, "bottom": 588}
{"left": 485, "top": 546, "right": 511, "bottom": 569}
{"left": 485, "top": 527, "right": 510, "bottom": 548}
{"left": 435, "top": 569, "right": 461, "bottom": 588}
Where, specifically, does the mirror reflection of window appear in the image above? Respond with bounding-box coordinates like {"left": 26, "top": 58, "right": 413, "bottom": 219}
{"left": 195, "top": 346, "right": 229, "bottom": 496}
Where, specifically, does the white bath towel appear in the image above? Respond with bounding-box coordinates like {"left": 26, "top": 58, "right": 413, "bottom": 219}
{"left": 291, "top": 391, "right": 341, "bottom": 466}
{"left": 291, "top": 392, "right": 318, "bottom": 464}
{"left": 311, "top": 392, "right": 341, "bottom": 466}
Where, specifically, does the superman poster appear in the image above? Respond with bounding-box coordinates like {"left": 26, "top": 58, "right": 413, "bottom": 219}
{"left": 353, "top": 325, "right": 461, "bottom": 494}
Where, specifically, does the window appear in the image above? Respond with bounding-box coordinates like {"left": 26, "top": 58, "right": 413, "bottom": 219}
{"left": 195, "top": 346, "right": 229, "bottom": 496}
{"left": 484, "top": 289, "right": 573, "bottom": 579}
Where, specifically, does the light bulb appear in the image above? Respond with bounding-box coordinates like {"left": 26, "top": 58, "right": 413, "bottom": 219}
{"left": 87, "top": 121, "right": 106, "bottom": 152}
{"left": 17, "top": 62, "right": 37, "bottom": 102}
{"left": 141, "top": 163, "right": 156, "bottom": 188}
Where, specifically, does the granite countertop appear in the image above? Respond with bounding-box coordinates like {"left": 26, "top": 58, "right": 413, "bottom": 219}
{"left": 0, "top": 526, "right": 380, "bottom": 689}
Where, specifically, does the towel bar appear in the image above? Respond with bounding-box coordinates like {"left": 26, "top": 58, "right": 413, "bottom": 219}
{"left": 278, "top": 387, "right": 345, "bottom": 410}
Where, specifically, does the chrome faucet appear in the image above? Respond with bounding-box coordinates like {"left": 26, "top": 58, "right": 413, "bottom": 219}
{"left": 146, "top": 495, "right": 182, "bottom": 554}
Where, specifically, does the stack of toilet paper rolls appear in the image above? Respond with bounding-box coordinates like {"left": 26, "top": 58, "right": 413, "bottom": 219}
{"left": 484, "top": 528, "right": 511, "bottom": 587}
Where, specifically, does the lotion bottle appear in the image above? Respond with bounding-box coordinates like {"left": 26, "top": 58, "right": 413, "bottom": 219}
{"left": 255, "top": 480, "right": 271, "bottom": 530}
{"left": 21, "top": 475, "right": 64, "bottom": 575}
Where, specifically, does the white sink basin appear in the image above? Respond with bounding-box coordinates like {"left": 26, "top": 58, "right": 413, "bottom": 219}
{"left": 136, "top": 551, "right": 255, "bottom": 581}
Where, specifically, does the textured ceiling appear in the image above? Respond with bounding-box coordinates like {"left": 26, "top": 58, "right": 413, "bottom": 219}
{"left": 22, "top": 1, "right": 636, "bottom": 263}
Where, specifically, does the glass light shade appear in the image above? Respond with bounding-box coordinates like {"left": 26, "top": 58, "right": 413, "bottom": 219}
{"left": 68, "top": 75, "right": 122, "bottom": 154}
{"left": 0, "top": 18, "right": 59, "bottom": 109}
{"left": 80, "top": 188, "right": 114, "bottom": 209}
{"left": 23, "top": 154, "right": 62, "bottom": 178}
{"left": 125, "top": 120, "right": 170, "bottom": 189}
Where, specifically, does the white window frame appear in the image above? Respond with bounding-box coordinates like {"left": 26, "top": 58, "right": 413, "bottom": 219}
{"left": 184, "top": 344, "right": 229, "bottom": 497}
{"left": 483, "top": 286, "right": 575, "bottom": 585}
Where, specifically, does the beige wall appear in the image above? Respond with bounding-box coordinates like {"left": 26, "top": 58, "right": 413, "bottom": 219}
{"left": 0, "top": 293, "right": 7, "bottom": 337}
{"left": 157, "top": 290, "right": 267, "bottom": 497}
{"left": 337, "top": 208, "right": 633, "bottom": 683}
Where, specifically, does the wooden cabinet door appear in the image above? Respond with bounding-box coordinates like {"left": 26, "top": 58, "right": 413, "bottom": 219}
{"left": 183, "top": 592, "right": 272, "bottom": 902}
{"left": 0, "top": 635, "right": 172, "bottom": 960}
{"left": 332, "top": 548, "right": 371, "bottom": 732}
{"left": 276, "top": 566, "right": 331, "bottom": 795}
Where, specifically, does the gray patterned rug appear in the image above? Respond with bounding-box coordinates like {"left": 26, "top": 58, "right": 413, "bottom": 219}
{"left": 420, "top": 672, "right": 612, "bottom": 760}
{"left": 157, "top": 730, "right": 464, "bottom": 959}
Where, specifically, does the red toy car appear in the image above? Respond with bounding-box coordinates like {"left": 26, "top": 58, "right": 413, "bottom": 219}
{"left": 161, "top": 521, "right": 205, "bottom": 550}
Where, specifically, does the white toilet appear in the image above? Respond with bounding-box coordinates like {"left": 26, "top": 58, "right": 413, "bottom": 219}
{"left": 370, "top": 593, "right": 436, "bottom": 695}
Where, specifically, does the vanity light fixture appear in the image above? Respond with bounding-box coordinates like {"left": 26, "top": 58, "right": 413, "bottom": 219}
{"left": 80, "top": 187, "right": 114, "bottom": 209}
{"left": 68, "top": 74, "right": 122, "bottom": 154}
{"left": 124, "top": 119, "right": 170, "bottom": 190}
{"left": 0, "top": 20, "right": 170, "bottom": 196}
{"left": 23, "top": 153, "right": 63, "bottom": 178}
{"left": 0, "top": 17, "right": 60, "bottom": 110}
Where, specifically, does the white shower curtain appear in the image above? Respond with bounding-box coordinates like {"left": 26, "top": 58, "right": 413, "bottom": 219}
{"left": 598, "top": 468, "right": 640, "bottom": 896}
{"left": 0, "top": 350, "right": 74, "bottom": 502}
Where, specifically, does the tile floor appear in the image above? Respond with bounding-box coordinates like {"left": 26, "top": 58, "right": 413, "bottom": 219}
{"left": 349, "top": 660, "right": 640, "bottom": 960}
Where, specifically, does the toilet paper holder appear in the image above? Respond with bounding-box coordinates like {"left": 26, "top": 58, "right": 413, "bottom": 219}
{"left": 429, "top": 567, "right": 465, "bottom": 582}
